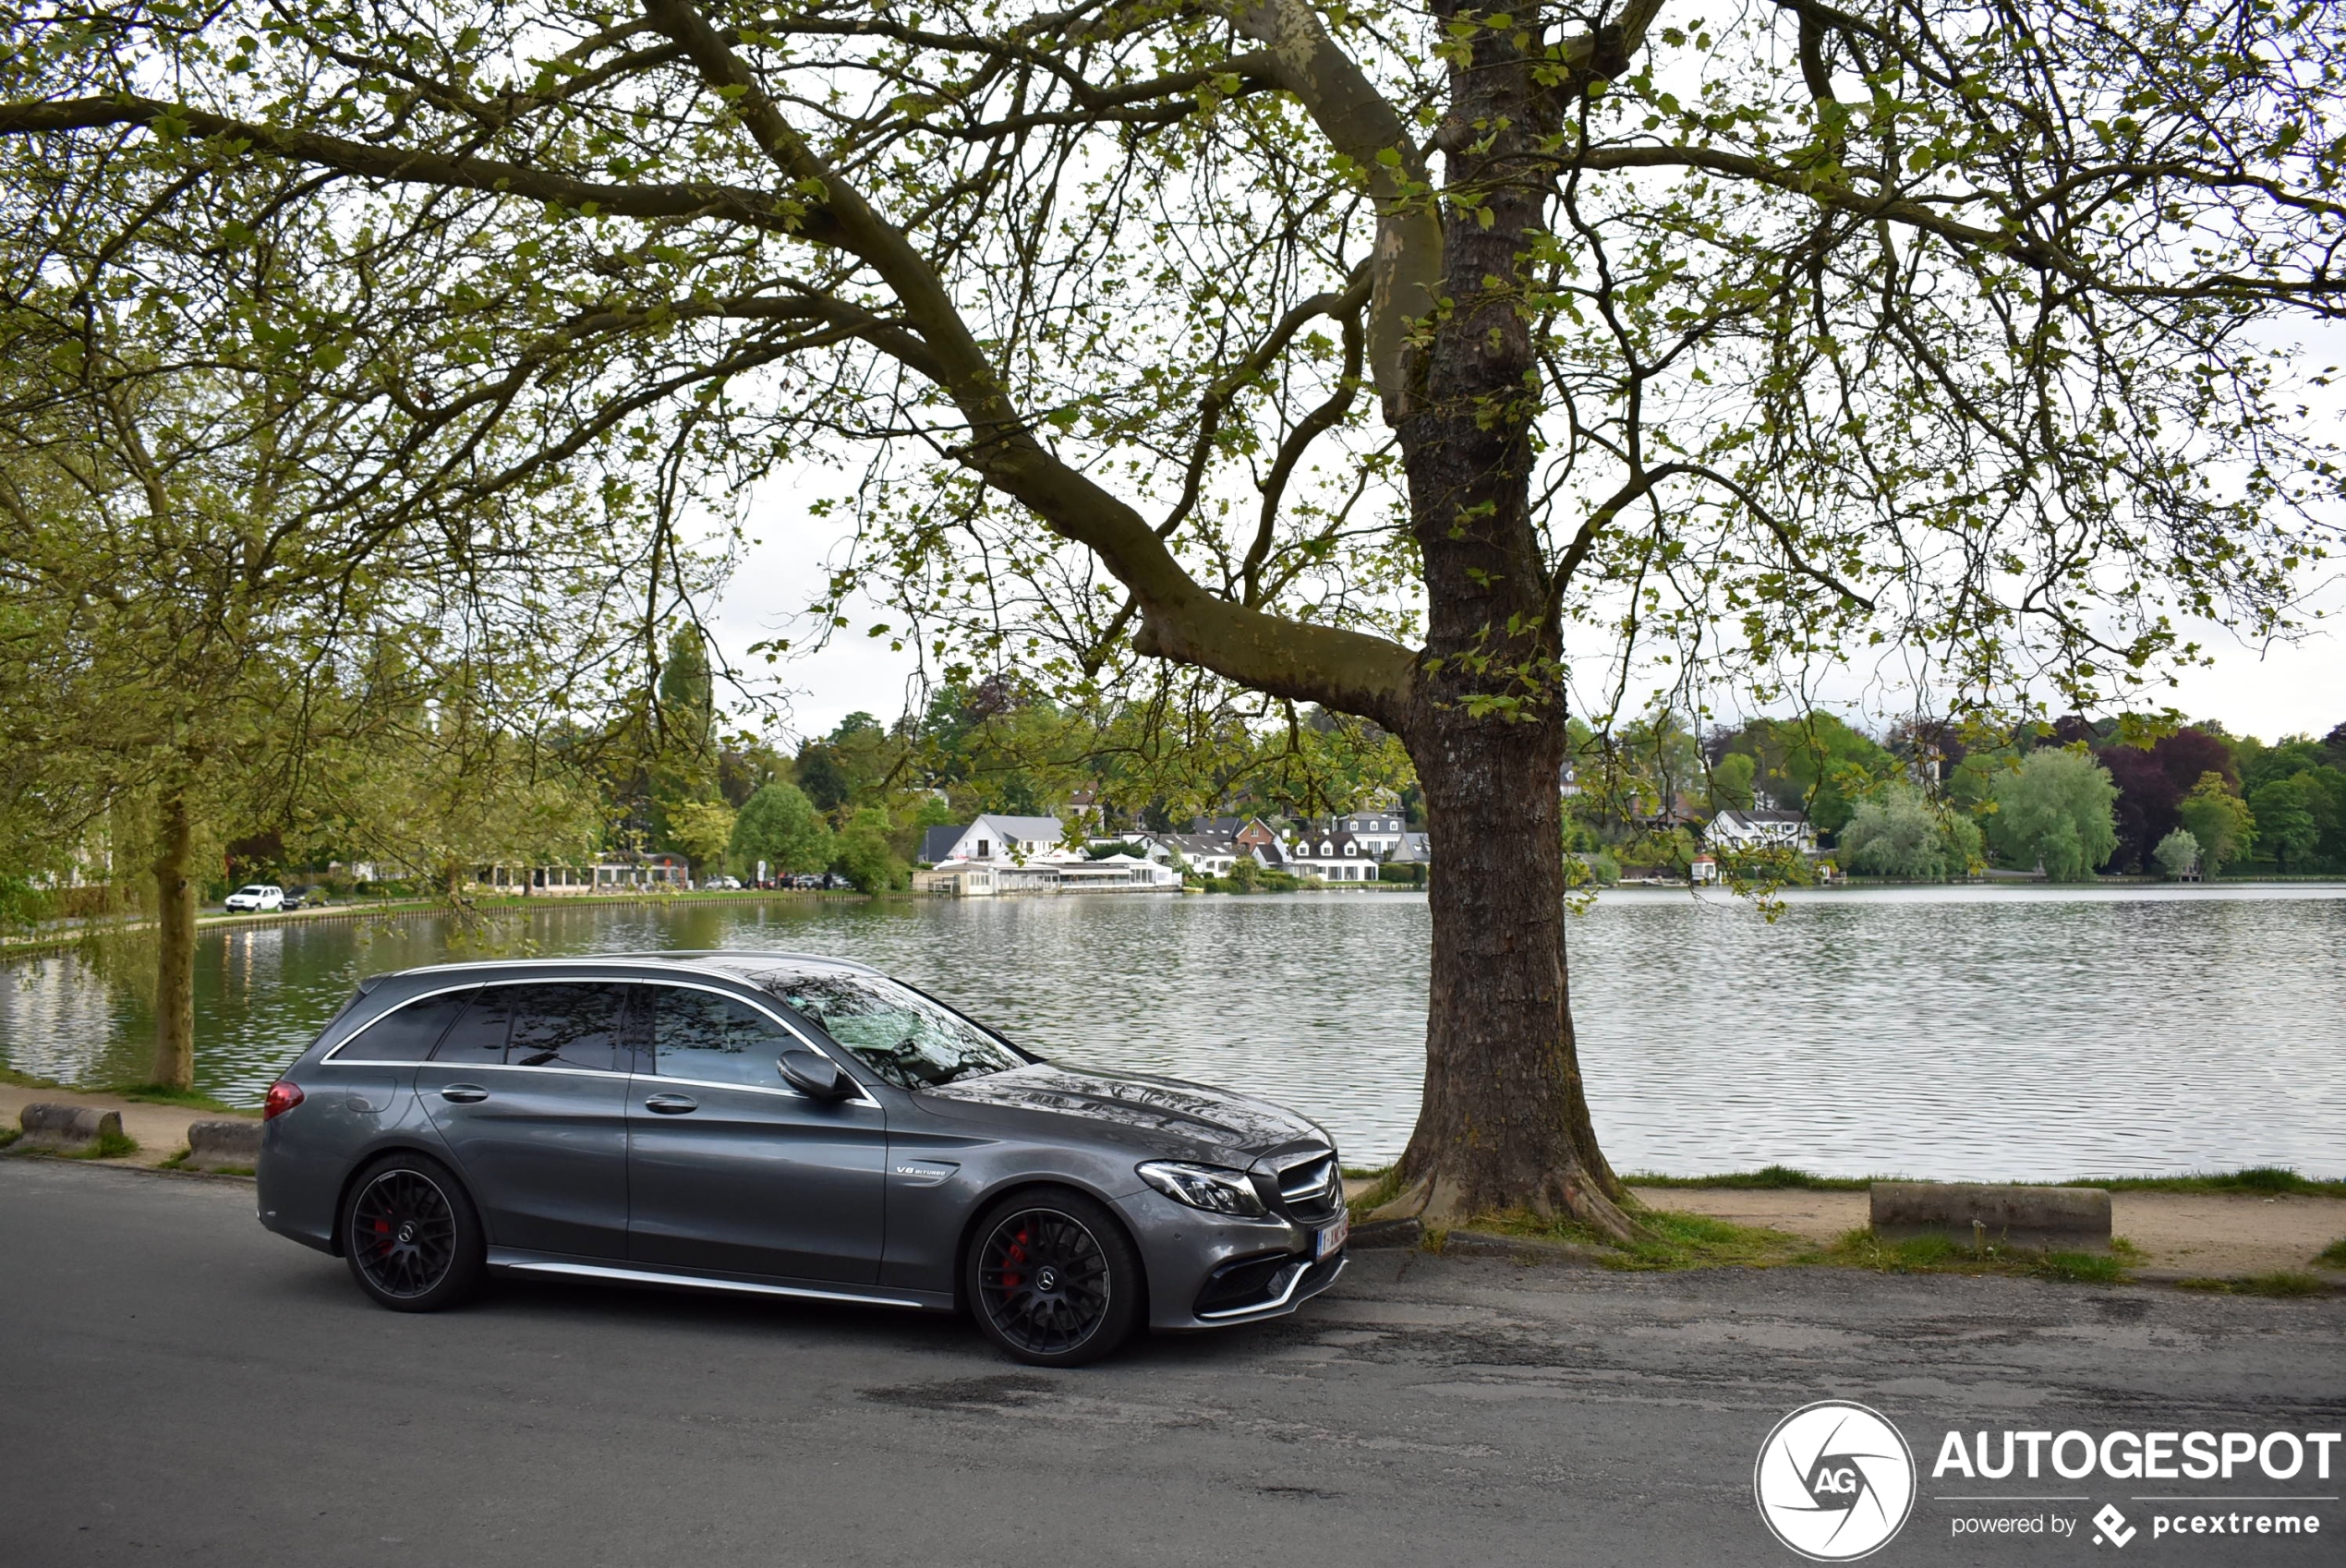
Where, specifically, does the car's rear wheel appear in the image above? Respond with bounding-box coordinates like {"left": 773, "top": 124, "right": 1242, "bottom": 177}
{"left": 341, "top": 1152, "right": 485, "bottom": 1312}
{"left": 967, "top": 1187, "right": 1143, "bottom": 1367}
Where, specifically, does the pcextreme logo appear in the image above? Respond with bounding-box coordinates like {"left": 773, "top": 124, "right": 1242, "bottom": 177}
{"left": 1755, "top": 1400, "right": 1918, "bottom": 1562}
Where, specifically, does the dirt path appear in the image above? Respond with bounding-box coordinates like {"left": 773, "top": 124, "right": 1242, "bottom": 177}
{"left": 1631, "top": 1184, "right": 2346, "bottom": 1279}
{"left": 0, "top": 1082, "right": 253, "bottom": 1166}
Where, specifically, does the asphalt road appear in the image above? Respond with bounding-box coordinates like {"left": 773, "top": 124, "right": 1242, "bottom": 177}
{"left": 2, "top": 1161, "right": 2339, "bottom": 1568}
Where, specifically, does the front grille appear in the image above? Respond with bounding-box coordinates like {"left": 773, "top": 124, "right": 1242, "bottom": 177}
{"left": 1260, "top": 1148, "right": 1342, "bottom": 1224}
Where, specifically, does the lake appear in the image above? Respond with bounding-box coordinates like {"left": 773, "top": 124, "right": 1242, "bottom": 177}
{"left": 4, "top": 885, "right": 2340, "bottom": 1180}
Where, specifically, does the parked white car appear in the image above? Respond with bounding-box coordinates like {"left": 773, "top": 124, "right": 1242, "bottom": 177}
{"left": 224, "top": 884, "right": 285, "bottom": 912}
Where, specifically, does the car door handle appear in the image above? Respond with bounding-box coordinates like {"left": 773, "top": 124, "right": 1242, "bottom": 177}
{"left": 439, "top": 1084, "right": 490, "bottom": 1104}
{"left": 643, "top": 1093, "right": 698, "bottom": 1115}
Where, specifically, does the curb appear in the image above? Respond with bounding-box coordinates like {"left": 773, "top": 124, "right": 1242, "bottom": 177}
{"left": 1440, "top": 1229, "right": 1615, "bottom": 1267}
{"left": 0, "top": 1150, "right": 254, "bottom": 1182}
{"left": 1347, "top": 1218, "right": 1423, "bottom": 1250}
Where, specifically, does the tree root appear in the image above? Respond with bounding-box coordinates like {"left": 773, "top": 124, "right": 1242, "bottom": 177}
{"left": 1368, "top": 1164, "right": 1647, "bottom": 1243}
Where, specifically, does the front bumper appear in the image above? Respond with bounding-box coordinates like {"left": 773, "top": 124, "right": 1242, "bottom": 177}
{"left": 1113, "top": 1186, "right": 1348, "bottom": 1331}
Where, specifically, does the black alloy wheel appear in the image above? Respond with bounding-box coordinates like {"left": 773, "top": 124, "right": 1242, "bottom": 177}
{"left": 341, "top": 1152, "right": 486, "bottom": 1312}
{"left": 968, "top": 1188, "right": 1143, "bottom": 1367}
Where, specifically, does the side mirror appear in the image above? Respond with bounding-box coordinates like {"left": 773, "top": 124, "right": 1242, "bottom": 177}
{"left": 779, "top": 1049, "right": 853, "bottom": 1100}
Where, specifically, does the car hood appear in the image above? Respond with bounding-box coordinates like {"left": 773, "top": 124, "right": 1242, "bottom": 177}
{"left": 914, "top": 1062, "right": 1328, "bottom": 1164}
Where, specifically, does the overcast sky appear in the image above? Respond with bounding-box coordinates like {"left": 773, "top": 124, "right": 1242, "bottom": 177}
{"left": 707, "top": 521, "right": 2341, "bottom": 750}
{"left": 707, "top": 321, "right": 2346, "bottom": 750}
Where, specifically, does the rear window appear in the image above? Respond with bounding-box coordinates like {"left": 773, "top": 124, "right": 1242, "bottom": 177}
{"left": 346, "top": 991, "right": 474, "bottom": 1061}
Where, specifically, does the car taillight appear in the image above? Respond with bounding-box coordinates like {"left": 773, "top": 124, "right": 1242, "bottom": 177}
{"left": 262, "top": 1080, "right": 305, "bottom": 1120}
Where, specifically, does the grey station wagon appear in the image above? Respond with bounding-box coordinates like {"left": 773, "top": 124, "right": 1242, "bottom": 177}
{"left": 256, "top": 953, "right": 1349, "bottom": 1364}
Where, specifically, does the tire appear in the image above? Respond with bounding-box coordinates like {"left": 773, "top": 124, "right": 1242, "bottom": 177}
{"left": 965, "top": 1186, "right": 1143, "bottom": 1367}
{"left": 340, "top": 1152, "right": 487, "bottom": 1312}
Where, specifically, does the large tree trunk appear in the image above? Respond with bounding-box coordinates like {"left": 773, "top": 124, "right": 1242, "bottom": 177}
{"left": 149, "top": 790, "right": 199, "bottom": 1091}
{"left": 1374, "top": 708, "right": 1639, "bottom": 1238}
{"left": 1369, "top": 6, "right": 1639, "bottom": 1238}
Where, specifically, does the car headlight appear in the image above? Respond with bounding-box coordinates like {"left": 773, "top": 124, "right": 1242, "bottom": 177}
{"left": 1137, "top": 1161, "right": 1266, "bottom": 1218}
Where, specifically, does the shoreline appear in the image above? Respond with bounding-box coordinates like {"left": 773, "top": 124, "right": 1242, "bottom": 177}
{"left": 10, "top": 875, "right": 2342, "bottom": 962}
{"left": 0, "top": 887, "right": 879, "bottom": 962}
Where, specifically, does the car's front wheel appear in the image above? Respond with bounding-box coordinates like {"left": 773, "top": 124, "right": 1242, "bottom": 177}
{"left": 340, "top": 1152, "right": 486, "bottom": 1312}
{"left": 966, "top": 1187, "right": 1143, "bottom": 1367}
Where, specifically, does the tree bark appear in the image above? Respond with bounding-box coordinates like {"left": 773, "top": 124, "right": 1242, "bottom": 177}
{"left": 150, "top": 790, "right": 199, "bottom": 1092}
{"left": 1376, "top": 709, "right": 1637, "bottom": 1237}
{"left": 1369, "top": 5, "right": 1639, "bottom": 1238}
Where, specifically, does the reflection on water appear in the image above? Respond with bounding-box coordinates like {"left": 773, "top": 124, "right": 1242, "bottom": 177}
{"left": 5, "top": 885, "right": 2340, "bottom": 1179}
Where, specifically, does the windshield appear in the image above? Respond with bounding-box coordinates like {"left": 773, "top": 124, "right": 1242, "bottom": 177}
{"left": 236, "top": 886, "right": 269, "bottom": 895}
{"left": 764, "top": 971, "right": 1025, "bottom": 1091}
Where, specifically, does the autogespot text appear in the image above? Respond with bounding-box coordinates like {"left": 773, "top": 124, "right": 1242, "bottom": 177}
{"left": 1932, "top": 1426, "right": 2338, "bottom": 1551}
{"left": 1930, "top": 1428, "right": 2340, "bottom": 1482}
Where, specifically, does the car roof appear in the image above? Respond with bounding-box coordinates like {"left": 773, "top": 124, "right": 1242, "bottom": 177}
{"left": 370, "top": 950, "right": 886, "bottom": 988}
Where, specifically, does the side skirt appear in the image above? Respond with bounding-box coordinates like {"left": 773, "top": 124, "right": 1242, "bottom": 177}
{"left": 486, "top": 1249, "right": 952, "bottom": 1312}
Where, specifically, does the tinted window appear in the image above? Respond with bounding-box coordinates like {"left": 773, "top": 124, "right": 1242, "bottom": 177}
{"left": 349, "top": 991, "right": 474, "bottom": 1061}
{"left": 646, "top": 988, "right": 794, "bottom": 1087}
{"left": 503, "top": 983, "right": 626, "bottom": 1071}
{"left": 431, "top": 989, "right": 515, "bottom": 1063}
{"left": 765, "top": 972, "right": 1023, "bottom": 1091}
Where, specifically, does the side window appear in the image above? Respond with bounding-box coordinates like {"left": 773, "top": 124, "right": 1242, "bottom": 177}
{"left": 348, "top": 991, "right": 474, "bottom": 1061}
{"left": 503, "top": 983, "right": 626, "bottom": 1071}
{"left": 432, "top": 988, "right": 514, "bottom": 1063}
{"left": 647, "top": 987, "right": 793, "bottom": 1088}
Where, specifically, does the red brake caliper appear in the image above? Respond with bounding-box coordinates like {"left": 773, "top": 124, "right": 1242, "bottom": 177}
{"left": 1001, "top": 1225, "right": 1028, "bottom": 1291}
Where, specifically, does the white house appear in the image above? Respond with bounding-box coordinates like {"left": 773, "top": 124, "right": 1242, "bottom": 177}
{"left": 1132, "top": 830, "right": 1246, "bottom": 876}
{"left": 1321, "top": 812, "right": 1408, "bottom": 855}
{"left": 927, "top": 814, "right": 1070, "bottom": 864}
{"left": 1704, "top": 809, "right": 1818, "bottom": 855}
{"left": 1280, "top": 827, "right": 1383, "bottom": 883}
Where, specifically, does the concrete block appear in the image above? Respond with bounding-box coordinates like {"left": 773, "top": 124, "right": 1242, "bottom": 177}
{"left": 1871, "top": 1181, "right": 2110, "bottom": 1251}
{"left": 186, "top": 1119, "right": 263, "bottom": 1171}
{"left": 18, "top": 1104, "right": 123, "bottom": 1150}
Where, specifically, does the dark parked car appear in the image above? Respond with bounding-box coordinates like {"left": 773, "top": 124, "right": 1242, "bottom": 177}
{"left": 256, "top": 953, "right": 1348, "bottom": 1364}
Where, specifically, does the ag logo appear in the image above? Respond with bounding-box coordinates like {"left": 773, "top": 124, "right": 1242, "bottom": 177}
{"left": 1754, "top": 1400, "right": 1917, "bottom": 1561}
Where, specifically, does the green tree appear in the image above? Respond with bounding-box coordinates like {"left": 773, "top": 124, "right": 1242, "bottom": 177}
{"left": 1838, "top": 785, "right": 1970, "bottom": 880}
{"left": 832, "top": 806, "right": 906, "bottom": 893}
{"left": 1707, "top": 752, "right": 1757, "bottom": 814}
{"left": 2248, "top": 776, "right": 2319, "bottom": 872}
{"left": 667, "top": 799, "right": 738, "bottom": 878}
{"left": 2152, "top": 828, "right": 2200, "bottom": 880}
{"left": 1719, "top": 716, "right": 1898, "bottom": 836}
{"left": 1989, "top": 750, "right": 2119, "bottom": 880}
{"left": 728, "top": 782, "right": 834, "bottom": 876}
{"left": 2177, "top": 773, "right": 2255, "bottom": 875}
{"left": 14, "top": 0, "right": 2335, "bottom": 1230}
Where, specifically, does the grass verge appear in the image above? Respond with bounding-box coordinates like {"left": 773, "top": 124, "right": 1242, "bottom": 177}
{"left": 0, "top": 1128, "right": 18, "bottom": 1151}
{"left": 1620, "top": 1165, "right": 2345, "bottom": 1198}
{"left": 58, "top": 1130, "right": 140, "bottom": 1161}
{"left": 1825, "top": 1228, "right": 2134, "bottom": 1285}
{"left": 1625, "top": 1166, "right": 1879, "bottom": 1191}
{"left": 2317, "top": 1238, "right": 2346, "bottom": 1268}
{"left": 1470, "top": 1205, "right": 1818, "bottom": 1271}
{"left": 2171, "top": 1272, "right": 2334, "bottom": 1298}
{"left": 103, "top": 1081, "right": 248, "bottom": 1115}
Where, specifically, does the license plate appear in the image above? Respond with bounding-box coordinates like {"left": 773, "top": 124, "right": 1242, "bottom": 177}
{"left": 1315, "top": 1211, "right": 1349, "bottom": 1260}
